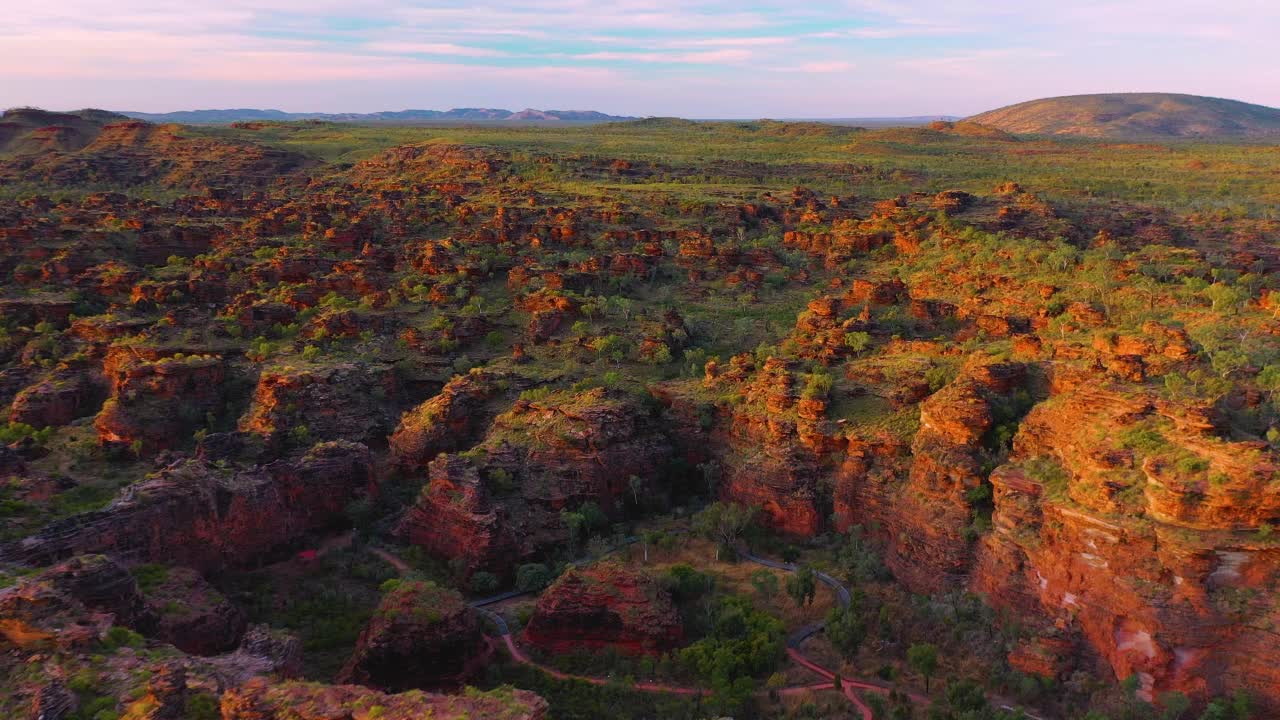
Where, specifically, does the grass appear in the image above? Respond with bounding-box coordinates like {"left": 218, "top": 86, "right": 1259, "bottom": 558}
{"left": 197, "top": 120, "right": 1280, "bottom": 218}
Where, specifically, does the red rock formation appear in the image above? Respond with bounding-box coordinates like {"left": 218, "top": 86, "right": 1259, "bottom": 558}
{"left": 239, "top": 362, "right": 399, "bottom": 446}
{"left": 523, "top": 563, "right": 682, "bottom": 655}
{"left": 0, "top": 554, "right": 153, "bottom": 649}
{"left": 885, "top": 359, "right": 1027, "bottom": 592}
{"left": 971, "top": 370, "right": 1280, "bottom": 709}
{"left": 8, "top": 369, "right": 100, "bottom": 428}
{"left": 142, "top": 566, "right": 247, "bottom": 655}
{"left": 94, "top": 347, "right": 224, "bottom": 454}
{"left": 338, "top": 580, "right": 489, "bottom": 691}
{"left": 389, "top": 369, "right": 501, "bottom": 471}
{"left": 399, "top": 388, "right": 671, "bottom": 576}
{"left": 0, "top": 441, "right": 375, "bottom": 573}
{"left": 397, "top": 454, "right": 517, "bottom": 578}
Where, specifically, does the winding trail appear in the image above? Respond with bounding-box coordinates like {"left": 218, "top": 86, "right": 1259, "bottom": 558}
{"left": 375, "top": 539, "right": 884, "bottom": 719}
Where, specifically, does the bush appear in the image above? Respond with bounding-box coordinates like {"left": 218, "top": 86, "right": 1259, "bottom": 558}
{"left": 516, "top": 563, "right": 553, "bottom": 592}
{"left": 102, "top": 626, "right": 144, "bottom": 650}
{"left": 470, "top": 571, "right": 499, "bottom": 594}
{"left": 184, "top": 693, "right": 220, "bottom": 720}
{"left": 130, "top": 564, "right": 170, "bottom": 593}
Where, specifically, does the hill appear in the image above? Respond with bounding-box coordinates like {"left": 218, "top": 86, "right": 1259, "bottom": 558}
{"left": 967, "top": 93, "right": 1280, "bottom": 139}
{"left": 0, "top": 108, "right": 132, "bottom": 153}
{"left": 0, "top": 107, "right": 315, "bottom": 188}
{"left": 117, "top": 107, "right": 635, "bottom": 125}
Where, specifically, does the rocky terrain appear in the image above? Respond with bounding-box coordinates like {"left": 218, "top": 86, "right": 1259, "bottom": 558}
{"left": 1, "top": 111, "right": 1277, "bottom": 719}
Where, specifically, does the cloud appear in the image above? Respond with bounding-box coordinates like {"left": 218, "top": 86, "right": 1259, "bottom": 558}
{"left": 900, "top": 48, "right": 1061, "bottom": 78}
{"left": 364, "top": 42, "right": 510, "bottom": 57}
{"left": 571, "top": 49, "right": 755, "bottom": 64}
{"left": 789, "top": 61, "right": 855, "bottom": 73}
{"left": 1, "top": 0, "right": 1278, "bottom": 116}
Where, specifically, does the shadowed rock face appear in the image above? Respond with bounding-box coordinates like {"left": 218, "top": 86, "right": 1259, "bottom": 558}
{"left": 338, "top": 580, "right": 489, "bottom": 692}
{"left": 0, "top": 554, "right": 153, "bottom": 649}
{"left": 398, "top": 387, "right": 672, "bottom": 578}
{"left": 0, "top": 441, "right": 375, "bottom": 573}
{"left": 397, "top": 454, "right": 518, "bottom": 581}
{"left": 523, "top": 563, "right": 682, "bottom": 656}
{"left": 240, "top": 362, "right": 401, "bottom": 447}
{"left": 142, "top": 566, "right": 248, "bottom": 655}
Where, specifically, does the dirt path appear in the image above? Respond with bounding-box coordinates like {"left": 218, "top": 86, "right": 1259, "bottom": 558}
{"left": 368, "top": 545, "right": 411, "bottom": 574}
{"left": 370, "top": 541, "right": 890, "bottom": 719}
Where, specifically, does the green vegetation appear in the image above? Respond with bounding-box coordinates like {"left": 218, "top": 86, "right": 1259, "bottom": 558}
{"left": 677, "top": 595, "right": 786, "bottom": 713}
{"left": 4, "top": 107, "right": 1280, "bottom": 720}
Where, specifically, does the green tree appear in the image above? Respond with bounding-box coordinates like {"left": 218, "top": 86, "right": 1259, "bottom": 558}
{"left": 1202, "top": 283, "right": 1248, "bottom": 314}
{"left": 1159, "top": 691, "right": 1192, "bottom": 720}
{"left": 785, "top": 565, "right": 817, "bottom": 608}
{"left": 470, "top": 571, "right": 499, "bottom": 594}
{"left": 907, "top": 642, "right": 939, "bottom": 692}
{"left": 516, "top": 563, "right": 552, "bottom": 592}
{"left": 561, "top": 510, "right": 586, "bottom": 554}
{"left": 826, "top": 599, "right": 866, "bottom": 659}
{"left": 692, "top": 502, "right": 756, "bottom": 560}
{"left": 843, "top": 331, "right": 871, "bottom": 354}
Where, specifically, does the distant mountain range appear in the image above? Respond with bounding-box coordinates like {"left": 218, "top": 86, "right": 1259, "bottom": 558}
{"left": 786, "top": 115, "right": 961, "bottom": 127}
{"left": 967, "top": 93, "right": 1280, "bottom": 139}
{"left": 117, "top": 108, "right": 636, "bottom": 124}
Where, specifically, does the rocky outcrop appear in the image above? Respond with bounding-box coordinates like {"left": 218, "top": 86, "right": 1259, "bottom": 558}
{"left": 397, "top": 454, "right": 518, "bottom": 580}
{"left": 141, "top": 566, "right": 247, "bottom": 655}
{"left": 338, "top": 580, "right": 488, "bottom": 691}
{"left": 94, "top": 347, "right": 224, "bottom": 454}
{"left": 971, "top": 368, "right": 1280, "bottom": 710}
{"left": 676, "top": 356, "right": 838, "bottom": 536}
{"left": 0, "top": 441, "right": 375, "bottom": 573}
{"left": 0, "top": 554, "right": 152, "bottom": 649}
{"left": 389, "top": 369, "right": 502, "bottom": 471}
{"left": 523, "top": 563, "right": 682, "bottom": 655}
{"left": 398, "top": 388, "right": 671, "bottom": 577}
{"left": 240, "top": 362, "right": 399, "bottom": 447}
{"left": 885, "top": 359, "right": 1029, "bottom": 592}
{"left": 8, "top": 369, "right": 100, "bottom": 428}
{"left": 220, "top": 679, "right": 548, "bottom": 720}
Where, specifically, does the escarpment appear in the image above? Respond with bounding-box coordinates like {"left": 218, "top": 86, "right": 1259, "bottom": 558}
{"left": 971, "top": 367, "right": 1280, "bottom": 705}
{"left": 662, "top": 350, "right": 1280, "bottom": 711}
{"left": 0, "top": 441, "right": 374, "bottom": 572}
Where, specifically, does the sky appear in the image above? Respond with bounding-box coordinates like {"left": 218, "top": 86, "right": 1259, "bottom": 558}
{"left": 3, "top": 1, "right": 1278, "bottom": 118}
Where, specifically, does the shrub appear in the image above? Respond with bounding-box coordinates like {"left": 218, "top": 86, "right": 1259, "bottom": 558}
{"left": 516, "top": 563, "right": 552, "bottom": 592}
{"left": 184, "top": 693, "right": 220, "bottom": 720}
{"left": 470, "top": 571, "right": 499, "bottom": 594}
{"left": 102, "top": 626, "right": 144, "bottom": 650}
